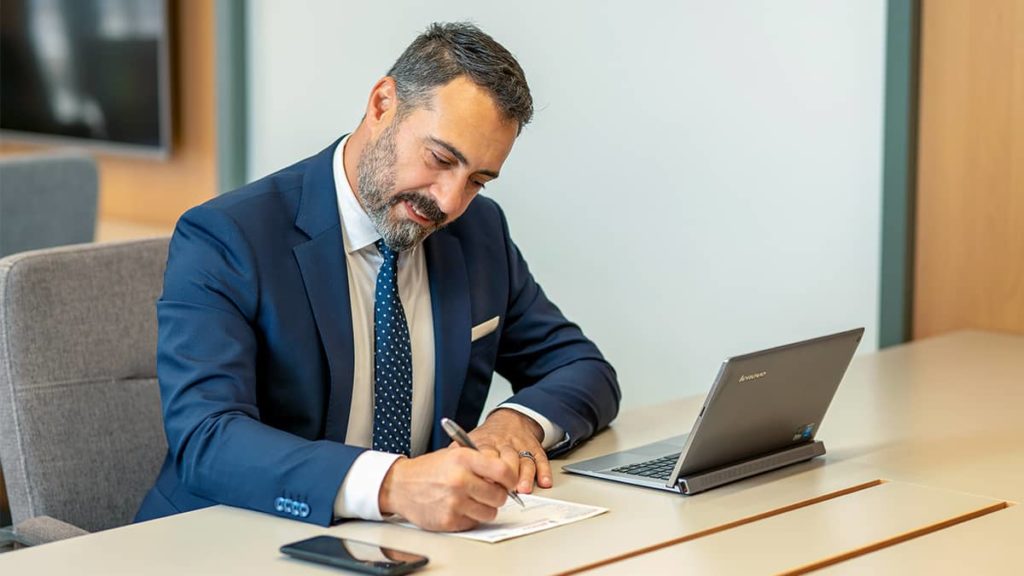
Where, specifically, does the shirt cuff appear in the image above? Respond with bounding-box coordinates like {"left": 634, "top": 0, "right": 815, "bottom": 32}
{"left": 496, "top": 403, "right": 567, "bottom": 450}
{"left": 333, "top": 450, "right": 403, "bottom": 521}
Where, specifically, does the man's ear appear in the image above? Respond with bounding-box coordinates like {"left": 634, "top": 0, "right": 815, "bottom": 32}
{"left": 365, "top": 77, "right": 398, "bottom": 129}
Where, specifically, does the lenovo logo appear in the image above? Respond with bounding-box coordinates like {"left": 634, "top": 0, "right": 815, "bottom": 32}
{"left": 739, "top": 371, "right": 767, "bottom": 383}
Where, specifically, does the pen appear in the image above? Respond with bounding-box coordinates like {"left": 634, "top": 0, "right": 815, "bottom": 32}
{"left": 440, "top": 417, "right": 525, "bottom": 508}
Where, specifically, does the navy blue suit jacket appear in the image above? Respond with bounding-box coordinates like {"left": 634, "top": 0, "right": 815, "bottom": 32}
{"left": 135, "top": 140, "right": 620, "bottom": 526}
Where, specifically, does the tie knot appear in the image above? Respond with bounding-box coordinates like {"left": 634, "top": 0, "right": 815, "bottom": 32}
{"left": 376, "top": 239, "right": 398, "bottom": 263}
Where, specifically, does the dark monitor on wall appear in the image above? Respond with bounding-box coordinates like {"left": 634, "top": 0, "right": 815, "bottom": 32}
{"left": 0, "top": 0, "right": 171, "bottom": 157}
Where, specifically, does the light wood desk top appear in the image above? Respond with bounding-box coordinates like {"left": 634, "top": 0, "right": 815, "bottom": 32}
{"left": 0, "top": 413, "right": 887, "bottom": 575}
{"left": 824, "top": 330, "right": 1024, "bottom": 503}
{"left": 586, "top": 481, "right": 1007, "bottom": 575}
{"left": 574, "top": 330, "right": 1024, "bottom": 575}
{"left": 1, "top": 331, "right": 1021, "bottom": 574}
{"left": 820, "top": 503, "right": 1024, "bottom": 575}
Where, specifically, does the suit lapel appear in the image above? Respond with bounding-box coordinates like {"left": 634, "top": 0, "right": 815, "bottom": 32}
{"left": 293, "top": 139, "right": 354, "bottom": 442}
{"left": 424, "top": 230, "right": 471, "bottom": 450}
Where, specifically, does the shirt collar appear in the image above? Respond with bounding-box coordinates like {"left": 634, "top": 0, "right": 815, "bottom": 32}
{"left": 333, "top": 134, "right": 382, "bottom": 254}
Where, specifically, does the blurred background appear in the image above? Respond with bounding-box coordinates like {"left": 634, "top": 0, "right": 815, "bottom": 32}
{"left": 0, "top": 0, "right": 1020, "bottom": 444}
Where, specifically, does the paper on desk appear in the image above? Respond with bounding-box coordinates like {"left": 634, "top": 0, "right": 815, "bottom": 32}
{"left": 390, "top": 494, "right": 607, "bottom": 543}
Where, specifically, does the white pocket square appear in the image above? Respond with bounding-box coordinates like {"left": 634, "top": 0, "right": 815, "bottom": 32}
{"left": 470, "top": 316, "right": 500, "bottom": 342}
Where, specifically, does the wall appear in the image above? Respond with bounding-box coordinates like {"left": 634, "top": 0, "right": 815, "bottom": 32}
{"left": 913, "top": 0, "right": 1024, "bottom": 338}
{"left": 248, "top": 0, "right": 887, "bottom": 408}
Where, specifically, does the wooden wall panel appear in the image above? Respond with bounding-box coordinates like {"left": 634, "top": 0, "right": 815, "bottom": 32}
{"left": 913, "top": 0, "right": 1024, "bottom": 338}
{"left": 0, "top": 0, "right": 217, "bottom": 229}
{"left": 98, "top": 0, "right": 216, "bottom": 228}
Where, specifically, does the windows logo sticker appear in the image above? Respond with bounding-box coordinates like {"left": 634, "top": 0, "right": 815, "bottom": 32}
{"left": 792, "top": 423, "right": 816, "bottom": 442}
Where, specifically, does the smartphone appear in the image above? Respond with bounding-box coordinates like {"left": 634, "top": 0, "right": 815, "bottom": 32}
{"left": 280, "top": 535, "right": 428, "bottom": 575}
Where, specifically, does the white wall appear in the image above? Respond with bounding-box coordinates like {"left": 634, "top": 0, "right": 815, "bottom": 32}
{"left": 248, "top": 0, "right": 886, "bottom": 410}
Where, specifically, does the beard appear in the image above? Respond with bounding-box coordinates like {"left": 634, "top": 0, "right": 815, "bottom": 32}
{"left": 356, "top": 123, "right": 447, "bottom": 252}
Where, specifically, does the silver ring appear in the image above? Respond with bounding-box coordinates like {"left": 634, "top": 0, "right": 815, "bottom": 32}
{"left": 518, "top": 450, "right": 536, "bottom": 464}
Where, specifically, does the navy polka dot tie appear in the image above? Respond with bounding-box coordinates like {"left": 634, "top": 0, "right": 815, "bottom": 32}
{"left": 372, "top": 240, "right": 413, "bottom": 456}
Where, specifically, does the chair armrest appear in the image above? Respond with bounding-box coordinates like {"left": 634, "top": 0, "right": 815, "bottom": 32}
{"left": 0, "top": 525, "right": 15, "bottom": 549}
{"left": 7, "top": 516, "right": 89, "bottom": 546}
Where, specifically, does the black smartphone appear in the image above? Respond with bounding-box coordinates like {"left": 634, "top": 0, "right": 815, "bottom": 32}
{"left": 280, "top": 535, "right": 429, "bottom": 575}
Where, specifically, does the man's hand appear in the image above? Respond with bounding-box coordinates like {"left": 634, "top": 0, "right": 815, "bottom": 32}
{"left": 467, "top": 408, "right": 553, "bottom": 494}
{"left": 378, "top": 447, "right": 516, "bottom": 532}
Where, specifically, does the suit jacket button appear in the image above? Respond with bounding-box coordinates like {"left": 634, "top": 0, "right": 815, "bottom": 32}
{"left": 274, "top": 497, "right": 284, "bottom": 512}
{"left": 283, "top": 500, "right": 293, "bottom": 514}
{"left": 299, "top": 503, "right": 310, "bottom": 518}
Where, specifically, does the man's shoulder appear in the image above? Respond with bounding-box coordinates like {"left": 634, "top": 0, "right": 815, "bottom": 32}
{"left": 175, "top": 150, "right": 328, "bottom": 243}
{"left": 166, "top": 151, "right": 326, "bottom": 275}
{"left": 199, "top": 155, "right": 313, "bottom": 217}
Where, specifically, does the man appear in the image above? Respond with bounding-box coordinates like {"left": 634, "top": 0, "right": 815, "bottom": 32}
{"left": 136, "top": 22, "right": 619, "bottom": 531}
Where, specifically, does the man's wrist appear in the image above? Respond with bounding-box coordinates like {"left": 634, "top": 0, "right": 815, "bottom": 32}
{"left": 378, "top": 456, "right": 406, "bottom": 516}
{"left": 493, "top": 403, "right": 567, "bottom": 448}
{"left": 491, "top": 407, "right": 544, "bottom": 442}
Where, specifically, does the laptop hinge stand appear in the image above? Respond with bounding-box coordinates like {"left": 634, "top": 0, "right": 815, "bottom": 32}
{"left": 676, "top": 441, "right": 826, "bottom": 495}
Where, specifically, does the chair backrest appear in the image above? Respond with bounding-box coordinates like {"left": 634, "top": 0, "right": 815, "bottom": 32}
{"left": 0, "top": 153, "right": 98, "bottom": 258}
{"left": 0, "top": 238, "right": 170, "bottom": 532}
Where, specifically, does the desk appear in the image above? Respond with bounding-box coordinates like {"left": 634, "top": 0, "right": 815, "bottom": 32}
{"left": 1, "top": 331, "right": 1021, "bottom": 574}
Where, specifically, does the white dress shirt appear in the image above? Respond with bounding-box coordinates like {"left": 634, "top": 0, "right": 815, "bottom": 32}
{"left": 331, "top": 135, "right": 563, "bottom": 520}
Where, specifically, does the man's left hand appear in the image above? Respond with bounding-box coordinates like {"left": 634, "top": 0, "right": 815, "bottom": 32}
{"left": 464, "top": 408, "right": 553, "bottom": 494}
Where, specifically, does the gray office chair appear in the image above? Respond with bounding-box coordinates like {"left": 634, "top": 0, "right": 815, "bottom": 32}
{"left": 0, "top": 152, "right": 99, "bottom": 258}
{"left": 0, "top": 238, "right": 169, "bottom": 546}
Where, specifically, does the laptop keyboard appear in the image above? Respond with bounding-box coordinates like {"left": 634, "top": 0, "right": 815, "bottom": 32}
{"left": 611, "top": 452, "right": 681, "bottom": 480}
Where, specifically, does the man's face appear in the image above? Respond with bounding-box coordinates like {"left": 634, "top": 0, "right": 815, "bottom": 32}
{"left": 357, "top": 76, "right": 519, "bottom": 251}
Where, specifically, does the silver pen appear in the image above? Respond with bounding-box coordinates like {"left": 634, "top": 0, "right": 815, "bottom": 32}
{"left": 440, "top": 417, "right": 525, "bottom": 508}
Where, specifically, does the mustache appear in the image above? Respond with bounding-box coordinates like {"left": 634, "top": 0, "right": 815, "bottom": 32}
{"left": 391, "top": 192, "right": 446, "bottom": 225}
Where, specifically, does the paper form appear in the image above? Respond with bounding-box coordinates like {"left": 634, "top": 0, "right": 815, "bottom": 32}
{"left": 390, "top": 494, "right": 608, "bottom": 543}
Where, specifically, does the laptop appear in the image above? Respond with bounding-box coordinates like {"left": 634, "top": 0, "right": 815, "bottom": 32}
{"left": 563, "top": 328, "right": 864, "bottom": 495}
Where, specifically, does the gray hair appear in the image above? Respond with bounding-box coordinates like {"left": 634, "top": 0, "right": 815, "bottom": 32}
{"left": 386, "top": 22, "right": 533, "bottom": 132}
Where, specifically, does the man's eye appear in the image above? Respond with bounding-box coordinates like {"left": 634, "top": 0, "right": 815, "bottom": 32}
{"left": 473, "top": 180, "right": 487, "bottom": 190}
{"left": 431, "top": 152, "right": 452, "bottom": 167}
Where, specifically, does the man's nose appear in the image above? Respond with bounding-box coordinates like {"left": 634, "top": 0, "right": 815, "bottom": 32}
{"left": 431, "top": 173, "right": 468, "bottom": 219}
